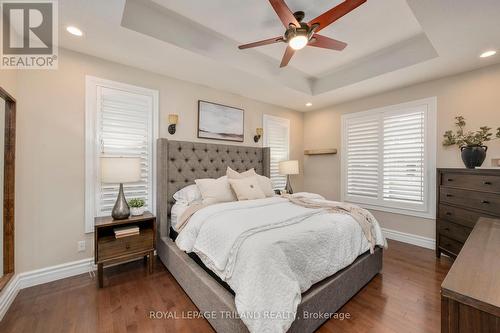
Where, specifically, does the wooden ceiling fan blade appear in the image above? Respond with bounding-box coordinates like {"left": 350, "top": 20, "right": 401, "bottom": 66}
{"left": 238, "top": 37, "right": 283, "bottom": 49}
{"left": 268, "top": 0, "right": 300, "bottom": 28}
{"left": 280, "top": 46, "right": 295, "bottom": 68}
{"left": 309, "top": 34, "right": 347, "bottom": 51}
{"left": 308, "top": 0, "right": 366, "bottom": 33}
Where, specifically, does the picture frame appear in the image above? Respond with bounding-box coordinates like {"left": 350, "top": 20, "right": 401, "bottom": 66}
{"left": 197, "top": 100, "right": 244, "bottom": 142}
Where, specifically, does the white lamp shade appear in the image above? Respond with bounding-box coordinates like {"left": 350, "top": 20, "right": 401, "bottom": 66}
{"left": 279, "top": 160, "right": 299, "bottom": 175}
{"left": 101, "top": 156, "right": 141, "bottom": 183}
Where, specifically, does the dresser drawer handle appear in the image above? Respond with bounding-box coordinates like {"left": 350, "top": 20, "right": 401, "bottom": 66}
{"left": 125, "top": 243, "right": 131, "bottom": 250}
{"left": 483, "top": 181, "right": 492, "bottom": 185}
{"left": 446, "top": 194, "right": 453, "bottom": 197}
{"left": 481, "top": 200, "right": 490, "bottom": 204}
{"left": 445, "top": 212, "right": 452, "bottom": 216}
{"left": 447, "top": 178, "right": 453, "bottom": 182}
{"left": 444, "top": 227, "right": 450, "bottom": 232}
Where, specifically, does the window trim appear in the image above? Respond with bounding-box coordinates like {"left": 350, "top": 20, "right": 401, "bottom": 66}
{"left": 85, "top": 76, "right": 159, "bottom": 233}
{"left": 263, "top": 114, "right": 290, "bottom": 189}
{"left": 340, "top": 97, "right": 437, "bottom": 219}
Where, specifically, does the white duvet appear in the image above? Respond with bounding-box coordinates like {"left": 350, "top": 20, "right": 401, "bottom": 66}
{"left": 176, "top": 196, "right": 385, "bottom": 333}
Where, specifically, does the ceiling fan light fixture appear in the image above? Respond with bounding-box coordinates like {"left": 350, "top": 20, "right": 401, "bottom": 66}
{"left": 289, "top": 35, "right": 308, "bottom": 50}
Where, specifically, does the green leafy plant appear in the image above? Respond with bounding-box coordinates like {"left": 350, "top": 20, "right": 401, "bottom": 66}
{"left": 128, "top": 198, "right": 145, "bottom": 208}
{"left": 443, "top": 116, "right": 500, "bottom": 147}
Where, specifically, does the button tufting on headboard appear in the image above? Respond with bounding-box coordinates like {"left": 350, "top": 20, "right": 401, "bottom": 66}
{"left": 156, "top": 139, "right": 270, "bottom": 237}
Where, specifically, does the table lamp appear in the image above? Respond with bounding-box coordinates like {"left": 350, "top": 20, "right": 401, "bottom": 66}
{"left": 101, "top": 156, "right": 141, "bottom": 220}
{"left": 279, "top": 160, "right": 299, "bottom": 194}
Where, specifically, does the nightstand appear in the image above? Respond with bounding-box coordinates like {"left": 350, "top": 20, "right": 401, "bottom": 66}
{"left": 94, "top": 212, "right": 156, "bottom": 288}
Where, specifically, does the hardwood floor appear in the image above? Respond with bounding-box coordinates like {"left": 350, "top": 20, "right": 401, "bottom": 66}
{"left": 0, "top": 240, "right": 452, "bottom": 333}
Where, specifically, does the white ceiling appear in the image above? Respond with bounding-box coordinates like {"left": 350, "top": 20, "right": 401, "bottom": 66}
{"left": 151, "top": 0, "right": 423, "bottom": 76}
{"left": 59, "top": 0, "right": 500, "bottom": 111}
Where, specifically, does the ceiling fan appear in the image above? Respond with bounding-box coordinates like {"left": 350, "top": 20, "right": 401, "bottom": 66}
{"left": 238, "top": 0, "right": 367, "bottom": 68}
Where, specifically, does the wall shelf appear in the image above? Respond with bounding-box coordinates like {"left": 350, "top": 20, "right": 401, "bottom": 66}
{"left": 304, "top": 149, "right": 337, "bottom": 155}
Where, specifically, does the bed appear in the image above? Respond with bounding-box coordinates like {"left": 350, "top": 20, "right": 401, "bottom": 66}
{"left": 156, "top": 138, "right": 383, "bottom": 333}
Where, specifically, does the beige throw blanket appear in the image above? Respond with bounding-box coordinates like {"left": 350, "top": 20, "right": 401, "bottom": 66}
{"left": 283, "top": 194, "right": 377, "bottom": 253}
{"left": 176, "top": 203, "right": 209, "bottom": 232}
{"left": 177, "top": 195, "right": 378, "bottom": 253}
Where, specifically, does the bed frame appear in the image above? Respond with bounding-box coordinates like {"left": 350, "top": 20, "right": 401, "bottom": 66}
{"left": 156, "top": 138, "right": 383, "bottom": 333}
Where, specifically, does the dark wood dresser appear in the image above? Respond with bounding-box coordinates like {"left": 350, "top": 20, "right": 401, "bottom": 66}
{"left": 441, "top": 218, "right": 500, "bottom": 332}
{"left": 436, "top": 168, "right": 500, "bottom": 258}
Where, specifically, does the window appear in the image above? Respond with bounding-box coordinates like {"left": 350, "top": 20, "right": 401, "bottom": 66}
{"left": 341, "top": 97, "right": 436, "bottom": 218}
{"left": 85, "top": 76, "right": 159, "bottom": 232}
{"left": 263, "top": 115, "right": 290, "bottom": 189}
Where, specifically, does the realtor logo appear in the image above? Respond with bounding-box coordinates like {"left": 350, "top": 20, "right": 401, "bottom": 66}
{"left": 1, "top": 0, "right": 58, "bottom": 69}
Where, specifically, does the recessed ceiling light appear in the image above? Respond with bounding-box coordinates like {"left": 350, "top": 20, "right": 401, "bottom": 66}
{"left": 480, "top": 50, "right": 496, "bottom": 58}
{"left": 305, "top": 102, "right": 312, "bottom": 107}
{"left": 66, "top": 26, "right": 83, "bottom": 37}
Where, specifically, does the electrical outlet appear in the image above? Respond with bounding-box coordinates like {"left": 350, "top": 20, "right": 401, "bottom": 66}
{"left": 77, "top": 240, "right": 86, "bottom": 252}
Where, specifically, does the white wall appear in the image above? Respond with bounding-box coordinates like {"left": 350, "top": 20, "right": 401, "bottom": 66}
{"left": 304, "top": 63, "right": 500, "bottom": 239}
{"left": 10, "top": 49, "right": 304, "bottom": 273}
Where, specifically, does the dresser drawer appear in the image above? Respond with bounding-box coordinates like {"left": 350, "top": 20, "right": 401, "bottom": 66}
{"left": 441, "top": 172, "right": 500, "bottom": 193}
{"left": 438, "top": 204, "right": 494, "bottom": 228}
{"left": 439, "top": 235, "right": 463, "bottom": 256}
{"left": 98, "top": 228, "right": 154, "bottom": 261}
{"left": 440, "top": 187, "right": 500, "bottom": 215}
{"left": 437, "top": 219, "right": 472, "bottom": 243}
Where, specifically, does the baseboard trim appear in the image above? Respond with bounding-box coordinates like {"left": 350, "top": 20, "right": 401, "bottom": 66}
{"left": 17, "top": 258, "right": 94, "bottom": 290}
{"left": 0, "top": 274, "right": 20, "bottom": 322}
{"left": 0, "top": 258, "right": 94, "bottom": 321}
{"left": 382, "top": 227, "right": 435, "bottom": 250}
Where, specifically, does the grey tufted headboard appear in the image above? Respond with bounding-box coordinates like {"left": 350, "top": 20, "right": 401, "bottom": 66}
{"left": 156, "top": 139, "right": 270, "bottom": 237}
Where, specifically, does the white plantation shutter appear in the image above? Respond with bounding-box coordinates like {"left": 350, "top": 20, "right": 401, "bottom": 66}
{"left": 341, "top": 98, "right": 436, "bottom": 218}
{"left": 383, "top": 110, "right": 425, "bottom": 203}
{"left": 263, "top": 115, "right": 290, "bottom": 189}
{"left": 85, "top": 77, "right": 158, "bottom": 232}
{"left": 97, "top": 87, "right": 153, "bottom": 215}
{"left": 345, "top": 116, "right": 380, "bottom": 199}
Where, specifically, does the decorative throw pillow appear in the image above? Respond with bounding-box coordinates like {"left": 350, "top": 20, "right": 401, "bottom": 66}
{"left": 195, "top": 176, "right": 236, "bottom": 205}
{"left": 256, "top": 175, "right": 275, "bottom": 197}
{"left": 226, "top": 166, "right": 256, "bottom": 179}
{"left": 228, "top": 177, "right": 266, "bottom": 201}
{"left": 173, "top": 184, "right": 202, "bottom": 205}
{"left": 226, "top": 166, "right": 274, "bottom": 197}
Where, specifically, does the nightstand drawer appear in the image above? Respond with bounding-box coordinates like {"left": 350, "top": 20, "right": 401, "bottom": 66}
{"left": 98, "top": 228, "right": 153, "bottom": 261}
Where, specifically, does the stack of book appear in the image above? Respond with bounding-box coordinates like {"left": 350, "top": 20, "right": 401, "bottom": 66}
{"left": 114, "top": 225, "right": 139, "bottom": 239}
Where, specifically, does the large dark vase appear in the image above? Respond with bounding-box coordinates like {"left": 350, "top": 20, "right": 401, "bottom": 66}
{"left": 460, "top": 145, "right": 487, "bottom": 169}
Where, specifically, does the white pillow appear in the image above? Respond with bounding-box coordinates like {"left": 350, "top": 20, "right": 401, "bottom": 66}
{"left": 228, "top": 177, "right": 266, "bottom": 201}
{"left": 195, "top": 176, "right": 236, "bottom": 204}
{"left": 170, "top": 202, "right": 189, "bottom": 231}
{"left": 256, "top": 175, "right": 275, "bottom": 197}
{"left": 226, "top": 166, "right": 274, "bottom": 197}
{"left": 173, "top": 184, "right": 202, "bottom": 205}
{"left": 226, "top": 166, "right": 256, "bottom": 179}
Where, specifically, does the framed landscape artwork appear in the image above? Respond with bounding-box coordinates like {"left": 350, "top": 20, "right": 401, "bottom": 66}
{"left": 198, "top": 100, "right": 244, "bottom": 142}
